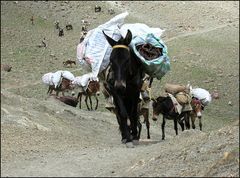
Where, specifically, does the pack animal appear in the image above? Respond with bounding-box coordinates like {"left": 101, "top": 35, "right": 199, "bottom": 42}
{"left": 66, "top": 24, "right": 73, "bottom": 30}
{"left": 47, "top": 78, "right": 74, "bottom": 96}
{"left": 103, "top": 30, "right": 145, "bottom": 147}
{"left": 138, "top": 104, "right": 150, "bottom": 139}
{"left": 77, "top": 80, "right": 100, "bottom": 111}
{"left": 188, "top": 97, "right": 204, "bottom": 130}
{"left": 152, "top": 96, "right": 191, "bottom": 140}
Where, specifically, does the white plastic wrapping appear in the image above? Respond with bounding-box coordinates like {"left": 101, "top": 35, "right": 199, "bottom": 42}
{"left": 191, "top": 88, "right": 212, "bottom": 106}
{"left": 42, "top": 72, "right": 54, "bottom": 86}
{"left": 62, "top": 71, "right": 75, "bottom": 81}
{"left": 72, "top": 73, "right": 99, "bottom": 91}
{"left": 42, "top": 70, "right": 75, "bottom": 88}
{"left": 76, "top": 12, "right": 129, "bottom": 77}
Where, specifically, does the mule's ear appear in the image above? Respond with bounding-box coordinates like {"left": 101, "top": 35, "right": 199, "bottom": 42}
{"left": 124, "top": 29, "right": 132, "bottom": 45}
{"left": 102, "top": 30, "right": 117, "bottom": 47}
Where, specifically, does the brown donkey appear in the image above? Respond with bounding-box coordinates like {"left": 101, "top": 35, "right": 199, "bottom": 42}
{"left": 77, "top": 80, "right": 100, "bottom": 110}
{"left": 189, "top": 97, "right": 204, "bottom": 131}
{"left": 47, "top": 78, "right": 75, "bottom": 96}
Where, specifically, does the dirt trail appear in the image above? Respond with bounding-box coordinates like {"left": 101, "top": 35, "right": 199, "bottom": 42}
{"left": 165, "top": 22, "right": 238, "bottom": 42}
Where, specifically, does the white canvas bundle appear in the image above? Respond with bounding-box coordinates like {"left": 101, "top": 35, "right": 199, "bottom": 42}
{"left": 191, "top": 88, "right": 212, "bottom": 106}
{"left": 52, "top": 71, "right": 63, "bottom": 88}
{"left": 72, "top": 74, "right": 91, "bottom": 87}
{"left": 77, "top": 12, "right": 129, "bottom": 77}
{"left": 42, "top": 72, "right": 54, "bottom": 86}
{"left": 62, "top": 71, "right": 75, "bottom": 81}
{"left": 42, "top": 71, "right": 75, "bottom": 89}
{"left": 72, "top": 73, "right": 99, "bottom": 91}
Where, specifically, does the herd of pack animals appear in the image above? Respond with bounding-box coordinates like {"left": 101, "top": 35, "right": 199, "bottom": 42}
{"left": 36, "top": 5, "right": 208, "bottom": 148}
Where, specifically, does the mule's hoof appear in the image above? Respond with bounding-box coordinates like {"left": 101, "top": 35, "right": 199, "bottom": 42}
{"left": 132, "top": 140, "right": 139, "bottom": 145}
{"left": 121, "top": 139, "right": 127, "bottom": 144}
{"left": 126, "top": 142, "right": 134, "bottom": 148}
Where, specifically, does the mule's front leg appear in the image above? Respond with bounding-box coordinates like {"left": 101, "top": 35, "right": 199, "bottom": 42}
{"left": 113, "top": 95, "right": 133, "bottom": 146}
{"left": 78, "top": 93, "right": 82, "bottom": 109}
{"left": 145, "top": 110, "right": 151, "bottom": 139}
{"left": 137, "top": 120, "right": 142, "bottom": 140}
{"left": 191, "top": 115, "right": 196, "bottom": 129}
{"left": 162, "top": 116, "right": 166, "bottom": 140}
{"left": 85, "top": 96, "right": 91, "bottom": 110}
{"left": 174, "top": 119, "right": 178, "bottom": 136}
{"left": 199, "top": 118, "right": 202, "bottom": 131}
{"left": 95, "top": 95, "right": 99, "bottom": 110}
{"left": 89, "top": 96, "right": 93, "bottom": 110}
{"left": 184, "top": 112, "right": 190, "bottom": 130}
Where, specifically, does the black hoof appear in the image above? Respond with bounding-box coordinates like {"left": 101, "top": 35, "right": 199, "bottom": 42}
{"left": 121, "top": 139, "right": 127, "bottom": 144}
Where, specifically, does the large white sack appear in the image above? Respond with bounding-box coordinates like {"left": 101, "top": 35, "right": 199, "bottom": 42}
{"left": 191, "top": 88, "right": 212, "bottom": 106}
{"left": 42, "top": 72, "right": 54, "bottom": 86}
{"left": 72, "top": 73, "right": 99, "bottom": 91}
{"left": 77, "top": 29, "right": 95, "bottom": 67}
{"left": 62, "top": 71, "right": 75, "bottom": 81}
{"left": 52, "top": 70, "right": 63, "bottom": 88}
{"left": 77, "top": 12, "right": 129, "bottom": 77}
{"left": 72, "top": 73, "right": 92, "bottom": 87}
{"left": 120, "top": 23, "right": 165, "bottom": 38}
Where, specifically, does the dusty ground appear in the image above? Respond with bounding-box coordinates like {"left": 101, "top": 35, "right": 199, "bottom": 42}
{"left": 1, "top": 1, "right": 239, "bottom": 177}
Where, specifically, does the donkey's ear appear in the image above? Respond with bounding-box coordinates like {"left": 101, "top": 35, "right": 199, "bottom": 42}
{"left": 124, "top": 29, "right": 132, "bottom": 45}
{"left": 103, "top": 30, "right": 117, "bottom": 47}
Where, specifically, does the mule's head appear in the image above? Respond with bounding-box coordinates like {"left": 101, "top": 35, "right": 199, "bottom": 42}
{"left": 151, "top": 96, "right": 172, "bottom": 121}
{"left": 88, "top": 80, "right": 100, "bottom": 96}
{"left": 103, "top": 30, "right": 132, "bottom": 93}
{"left": 61, "top": 78, "right": 75, "bottom": 90}
{"left": 191, "top": 98, "right": 203, "bottom": 118}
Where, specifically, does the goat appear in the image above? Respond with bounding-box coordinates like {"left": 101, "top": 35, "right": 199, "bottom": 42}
{"left": 58, "top": 28, "right": 64, "bottom": 36}
{"left": 30, "top": 16, "right": 34, "bottom": 25}
{"left": 63, "top": 60, "right": 76, "bottom": 68}
{"left": 108, "top": 8, "right": 115, "bottom": 15}
{"left": 79, "top": 31, "right": 87, "bottom": 43}
{"left": 77, "top": 80, "right": 100, "bottom": 110}
{"left": 66, "top": 24, "right": 73, "bottom": 30}
{"left": 95, "top": 5, "right": 101, "bottom": 12}
{"left": 81, "top": 25, "right": 87, "bottom": 32}
{"left": 54, "top": 21, "right": 60, "bottom": 29}
{"left": 81, "top": 20, "right": 90, "bottom": 26}
{"left": 2, "top": 64, "right": 12, "bottom": 72}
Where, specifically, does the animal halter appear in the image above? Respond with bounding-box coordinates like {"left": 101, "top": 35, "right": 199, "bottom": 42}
{"left": 112, "top": 45, "right": 129, "bottom": 51}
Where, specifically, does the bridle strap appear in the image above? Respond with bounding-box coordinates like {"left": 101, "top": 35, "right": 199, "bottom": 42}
{"left": 112, "top": 45, "right": 129, "bottom": 51}
{"left": 87, "top": 85, "right": 92, "bottom": 93}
